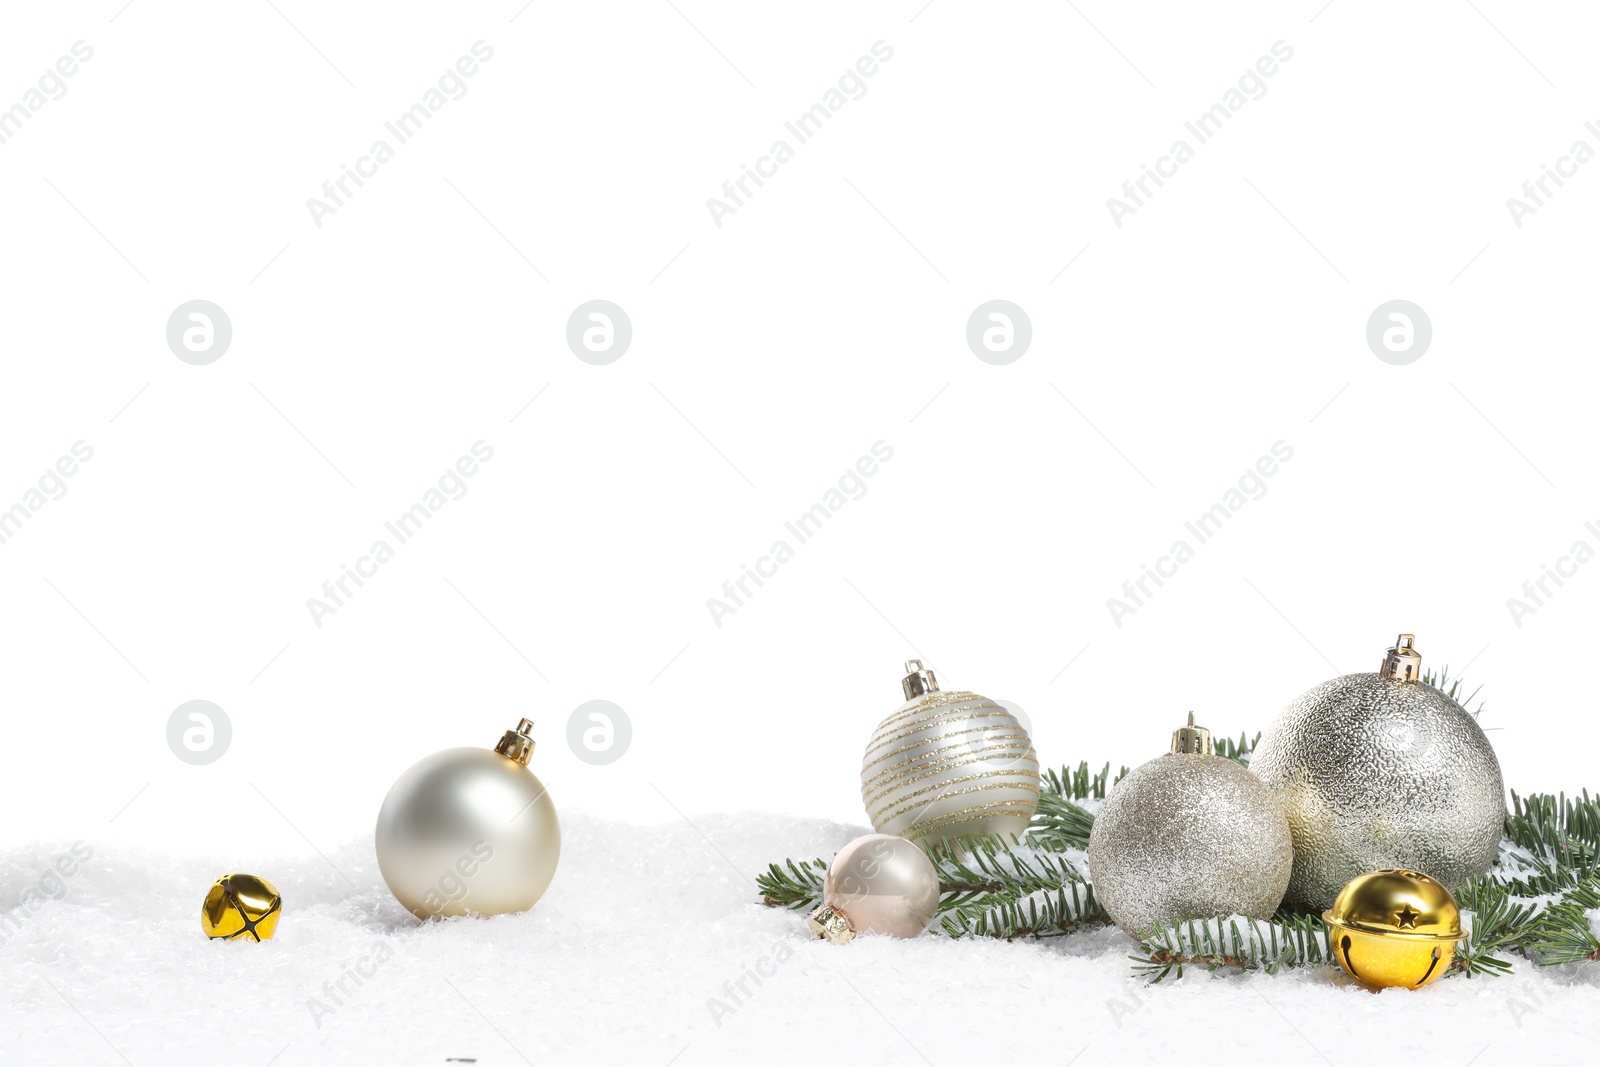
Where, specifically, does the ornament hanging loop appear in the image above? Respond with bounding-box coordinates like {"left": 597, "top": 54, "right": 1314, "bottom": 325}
{"left": 1170, "top": 711, "right": 1214, "bottom": 755}
{"left": 901, "top": 660, "right": 940, "bottom": 700}
{"left": 1380, "top": 634, "right": 1422, "bottom": 683}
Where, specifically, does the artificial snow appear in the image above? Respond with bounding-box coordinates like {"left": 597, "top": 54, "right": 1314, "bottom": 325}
{"left": 2, "top": 811, "right": 1593, "bottom": 1065}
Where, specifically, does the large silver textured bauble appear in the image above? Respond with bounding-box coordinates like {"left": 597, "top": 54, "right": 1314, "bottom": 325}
{"left": 375, "top": 746, "right": 560, "bottom": 919}
{"left": 1251, "top": 672, "right": 1504, "bottom": 911}
{"left": 861, "top": 662, "right": 1039, "bottom": 845}
{"left": 1087, "top": 753, "right": 1293, "bottom": 937}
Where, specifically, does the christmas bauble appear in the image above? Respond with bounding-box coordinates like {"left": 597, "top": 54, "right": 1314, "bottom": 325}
{"left": 860, "top": 661, "right": 1039, "bottom": 845}
{"left": 806, "top": 833, "right": 941, "bottom": 945}
{"left": 1087, "top": 714, "right": 1292, "bottom": 938}
{"left": 201, "top": 873, "right": 282, "bottom": 942}
{"left": 375, "top": 719, "right": 560, "bottom": 919}
{"left": 1251, "top": 635, "right": 1505, "bottom": 911}
{"left": 1323, "top": 869, "right": 1467, "bottom": 989}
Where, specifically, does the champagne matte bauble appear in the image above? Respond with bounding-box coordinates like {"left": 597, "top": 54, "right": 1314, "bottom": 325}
{"left": 375, "top": 719, "right": 560, "bottom": 919}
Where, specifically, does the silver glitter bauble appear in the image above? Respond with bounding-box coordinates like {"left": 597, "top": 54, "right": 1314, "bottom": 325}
{"left": 1251, "top": 635, "right": 1505, "bottom": 912}
{"left": 860, "top": 661, "right": 1040, "bottom": 845}
{"left": 1087, "top": 714, "right": 1293, "bottom": 938}
{"left": 806, "top": 833, "right": 941, "bottom": 945}
{"left": 375, "top": 719, "right": 560, "bottom": 920}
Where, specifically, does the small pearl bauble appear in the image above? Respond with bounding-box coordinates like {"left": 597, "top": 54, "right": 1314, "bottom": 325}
{"left": 807, "top": 833, "right": 941, "bottom": 944}
{"left": 860, "top": 661, "right": 1040, "bottom": 846}
{"left": 375, "top": 719, "right": 560, "bottom": 920}
{"left": 1088, "top": 714, "right": 1293, "bottom": 938}
{"left": 1251, "top": 635, "right": 1505, "bottom": 912}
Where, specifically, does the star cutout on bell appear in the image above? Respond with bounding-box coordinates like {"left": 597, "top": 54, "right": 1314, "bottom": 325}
{"left": 1396, "top": 903, "right": 1420, "bottom": 929}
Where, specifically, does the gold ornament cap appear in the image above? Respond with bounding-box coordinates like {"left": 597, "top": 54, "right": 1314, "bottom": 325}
{"left": 1170, "top": 712, "right": 1213, "bottom": 755}
{"left": 494, "top": 718, "right": 537, "bottom": 766}
{"left": 900, "top": 660, "right": 940, "bottom": 701}
{"left": 807, "top": 903, "right": 856, "bottom": 945}
{"left": 1322, "top": 869, "right": 1466, "bottom": 943}
{"left": 1380, "top": 634, "right": 1423, "bottom": 683}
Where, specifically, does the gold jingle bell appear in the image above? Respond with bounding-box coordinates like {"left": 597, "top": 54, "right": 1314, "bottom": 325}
{"left": 202, "top": 874, "right": 283, "bottom": 942}
{"left": 1322, "top": 869, "right": 1466, "bottom": 989}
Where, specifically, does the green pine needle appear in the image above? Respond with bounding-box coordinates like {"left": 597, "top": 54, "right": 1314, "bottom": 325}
{"left": 1422, "top": 666, "right": 1487, "bottom": 719}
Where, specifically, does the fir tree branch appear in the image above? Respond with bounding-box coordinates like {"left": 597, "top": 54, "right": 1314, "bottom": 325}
{"left": 1504, "top": 789, "right": 1600, "bottom": 869}
{"left": 940, "top": 881, "right": 1106, "bottom": 940}
{"left": 1450, "top": 880, "right": 1531, "bottom": 977}
{"left": 1027, "top": 786, "right": 1097, "bottom": 852}
{"left": 925, "top": 834, "right": 1088, "bottom": 898}
{"left": 1132, "top": 914, "right": 1331, "bottom": 981}
{"left": 758, "top": 857, "right": 827, "bottom": 910}
{"left": 1024, "top": 760, "right": 1132, "bottom": 850}
{"left": 1039, "top": 761, "right": 1127, "bottom": 802}
{"left": 1526, "top": 881, "right": 1600, "bottom": 964}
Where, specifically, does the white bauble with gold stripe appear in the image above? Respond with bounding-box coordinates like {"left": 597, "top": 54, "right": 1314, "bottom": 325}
{"left": 860, "top": 661, "right": 1040, "bottom": 845}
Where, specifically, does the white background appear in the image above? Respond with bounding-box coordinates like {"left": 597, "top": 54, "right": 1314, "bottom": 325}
{"left": 2, "top": 1, "right": 1595, "bottom": 863}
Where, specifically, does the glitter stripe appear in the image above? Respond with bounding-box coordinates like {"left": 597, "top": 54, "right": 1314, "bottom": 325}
{"left": 878, "top": 794, "right": 1043, "bottom": 833}
{"left": 902, "top": 801, "right": 1042, "bottom": 840}
{"left": 862, "top": 710, "right": 1019, "bottom": 759}
{"left": 865, "top": 713, "right": 1022, "bottom": 751}
{"left": 861, "top": 725, "right": 1033, "bottom": 776}
{"left": 869, "top": 692, "right": 1000, "bottom": 731}
{"left": 870, "top": 771, "right": 1043, "bottom": 825}
{"left": 868, "top": 772, "right": 1042, "bottom": 825}
{"left": 861, "top": 743, "right": 1039, "bottom": 801}
{"left": 861, "top": 737, "right": 1034, "bottom": 788}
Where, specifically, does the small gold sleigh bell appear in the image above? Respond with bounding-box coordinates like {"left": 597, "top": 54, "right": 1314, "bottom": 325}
{"left": 1322, "top": 869, "right": 1466, "bottom": 989}
{"left": 201, "top": 874, "right": 283, "bottom": 942}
